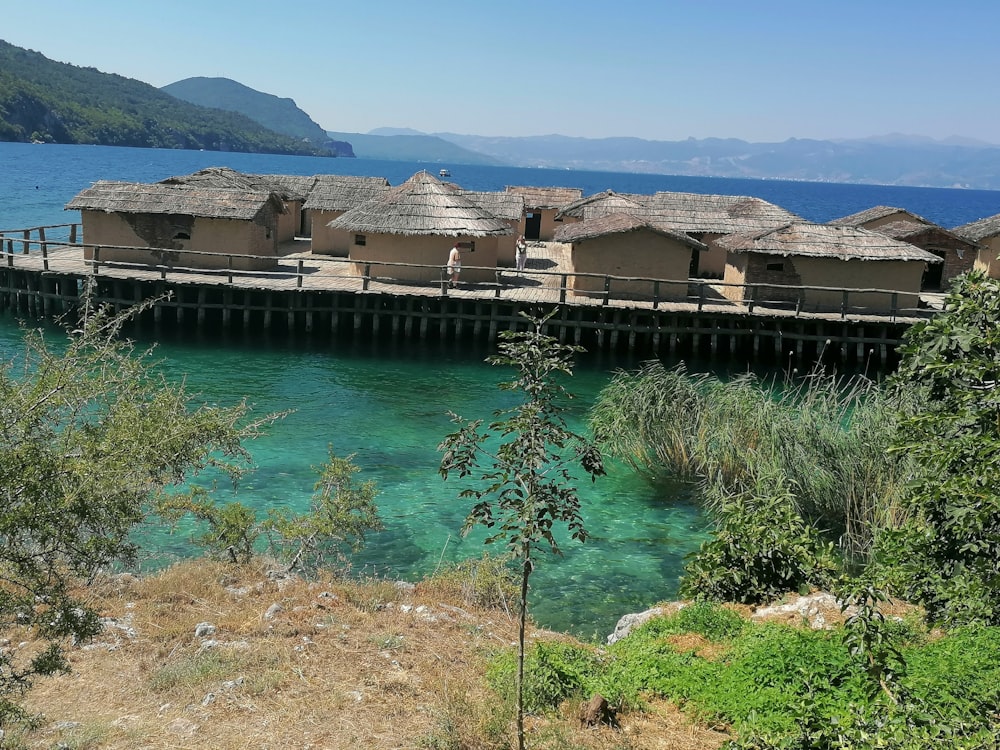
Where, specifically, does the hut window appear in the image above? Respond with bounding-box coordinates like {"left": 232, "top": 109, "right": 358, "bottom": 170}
{"left": 172, "top": 231, "right": 190, "bottom": 240}
{"left": 766, "top": 261, "right": 785, "bottom": 272}
{"left": 355, "top": 234, "right": 367, "bottom": 246}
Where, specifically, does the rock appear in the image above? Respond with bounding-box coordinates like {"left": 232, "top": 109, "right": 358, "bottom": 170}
{"left": 264, "top": 603, "right": 284, "bottom": 621}
{"left": 751, "top": 592, "right": 842, "bottom": 629}
{"left": 394, "top": 580, "right": 416, "bottom": 594}
{"left": 607, "top": 606, "right": 666, "bottom": 644}
{"left": 165, "top": 717, "right": 199, "bottom": 736}
{"left": 579, "top": 694, "right": 617, "bottom": 728}
{"left": 194, "top": 622, "right": 216, "bottom": 638}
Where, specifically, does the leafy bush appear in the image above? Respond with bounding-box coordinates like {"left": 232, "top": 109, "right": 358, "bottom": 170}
{"left": 487, "top": 641, "right": 602, "bottom": 714}
{"left": 679, "top": 472, "right": 839, "bottom": 604}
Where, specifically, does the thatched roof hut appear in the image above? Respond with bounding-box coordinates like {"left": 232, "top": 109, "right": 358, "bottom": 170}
{"left": 66, "top": 181, "right": 284, "bottom": 220}
{"left": 557, "top": 190, "right": 653, "bottom": 222}
{"left": 329, "top": 171, "right": 510, "bottom": 237}
{"left": 159, "top": 167, "right": 315, "bottom": 202}
{"left": 644, "top": 192, "right": 803, "bottom": 235}
{"left": 457, "top": 190, "right": 526, "bottom": 222}
{"left": 554, "top": 212, "right": 705, "bottom": 250}
{"left": 827, "top": 205, "right": 932, "bottom": 228}
{"left": 303, "top": 175, "right": 392, "bottom": 212}
{"left": 954, "top": 213, "right": 1000, "bottom": 241}
{"left": 504, "top": 185, "right": 583, "bottom": 210}
{"left": 717, "top": 223, "right": 942, "bottom": 262}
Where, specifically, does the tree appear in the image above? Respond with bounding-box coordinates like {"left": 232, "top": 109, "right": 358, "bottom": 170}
{"left": 880, "top": 270, "right": 1000, "bottom": 626}
{"left": 264, "top": 450, "right": 383, "bottom": 574}
{"left": 157, "top": 450, "right": 383, "bottom": 575}
{"left": 438, "top": 313, "right": 604, "bottom": 750}
{"left": 0, "top": 298, "right": 265, "bottom": 728}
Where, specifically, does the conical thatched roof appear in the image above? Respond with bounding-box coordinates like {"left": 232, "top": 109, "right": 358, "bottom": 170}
{"left": 557, "top": 190, "right": 652, "bottom": 221}
{"left": 716, "top": 222, "right": 943, "bottom": 262}
{"left": 827, "top": 205, "right": 931, "bottom": 228}
{"left": 328, "top": 171, "right": 510, "bottom": 236}
{"left": 303, "top": 174, "right": 392, "bottom": 212}
{"left": 504, "top": 185, "right": 583, "bottom": 210}
{"left": 954, "top": 213, "right": 1000, "bottom": 241}
{"left": 643, "top": 192, "right": 802, "bottom": 234}
{"left": 554, "top": 212, "right": 706, "bottom": 250}
{"left": 65, "top": 181, "right": 284, "bottom": 220}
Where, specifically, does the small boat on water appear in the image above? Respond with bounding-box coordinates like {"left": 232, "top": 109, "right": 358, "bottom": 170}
{"left": 439, "top": 168, "right": 450, "bottom": 177}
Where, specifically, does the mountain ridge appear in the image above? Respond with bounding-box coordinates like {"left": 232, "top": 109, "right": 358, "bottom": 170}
{"left": 0, "top": 40, "right": 332, "bottom": 157}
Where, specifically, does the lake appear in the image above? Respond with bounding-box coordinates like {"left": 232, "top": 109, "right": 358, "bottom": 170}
{"left": 2, "top": 142, "right": 997, "bottom": 637}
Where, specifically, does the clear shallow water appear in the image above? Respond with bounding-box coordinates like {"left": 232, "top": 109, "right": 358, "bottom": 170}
{"left": 3, "top": 141, "right": 998, "bottom": 637}
{"left": 0, "top": 318, "right": 707, "bottom": 638}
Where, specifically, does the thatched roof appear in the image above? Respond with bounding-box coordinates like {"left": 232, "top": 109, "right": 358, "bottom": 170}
{"left": 504, "top": 185, "right": 583, "bottom": 210}
{"left": 716, "top": 223, "right": 943, "bottom": 262}
{"left": 557, "top": 190, "right": 653, "bottom": 221}
{"left": 871, "top": 220, "right": 978, "bottom": 249}
{"left": 159, "top": 167, "right": 315, "bottom": 202}
{"left": 66, "top": 181, "right": 284, "bottom": 220}
{"left": 643, "top": 192, "right": 803, "bottom": 234}
{"left": 828, "top": 205, "right": 931, "bottom": 228}
{"left": 554, "top": 212, "right": 706, "bottom": 249}
{"left": 457, "top": 190, "right": 525, "bottom": 221}
{"left": 954, "top": 213, "right": 1000, "bottom": 241}
{"left": 304, "top": 174, "right": 392, "bottom": 212}
{"left": 328, "top": 171, "right": 511, "bottom": 236}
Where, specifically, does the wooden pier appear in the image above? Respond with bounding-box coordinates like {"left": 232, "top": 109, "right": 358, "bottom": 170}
{"left": 1, "top": 225, "right": 933, "bottom": 367}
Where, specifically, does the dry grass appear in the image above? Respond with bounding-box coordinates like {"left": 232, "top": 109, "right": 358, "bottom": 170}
{"left": 10, "top": 560, "right": 728, "bottom": 750}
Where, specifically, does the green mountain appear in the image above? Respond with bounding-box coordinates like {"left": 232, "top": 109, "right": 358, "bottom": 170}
{"left": 0, "top": 39, "right": 332, "bottom": 157}
{"left": 162, "top": 77, "right": 354, "bottom": 157}
{"left": 326, "top": 130, "right": 502, "bottom": 165}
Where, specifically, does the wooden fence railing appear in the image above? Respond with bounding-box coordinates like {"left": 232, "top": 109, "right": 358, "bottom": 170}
{"left": 0, "top": 230, "right": 936, "bottom": 322}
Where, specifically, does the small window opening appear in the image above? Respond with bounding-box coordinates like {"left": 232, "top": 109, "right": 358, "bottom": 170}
{"left": 766, "top": 261, "right": 784, "bottom": 272}
{"left": 355, "top": 234, "right": 367, "bottom": 246}
{"left": 172, "top": 231, "right": 190, "bottom": 241}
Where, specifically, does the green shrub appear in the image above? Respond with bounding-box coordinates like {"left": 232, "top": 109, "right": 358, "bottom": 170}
{"left": 487, "top": 641, "right": 602, "bottom": 714}
{"left": 680, "top": 472, "right": 839, "bottom": 604}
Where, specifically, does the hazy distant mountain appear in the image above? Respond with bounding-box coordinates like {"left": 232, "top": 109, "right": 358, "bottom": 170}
{"left": 423, "top": 131, "right": 1000, "bottom": 190}
{"left": 326, "top": 131, "right": 502, "bottom": 166}
{"left": 163, "top": 77, "right": 354, "bottom": 157}
{"left": 0, "top": 40, "right": 331, "bottom": 157}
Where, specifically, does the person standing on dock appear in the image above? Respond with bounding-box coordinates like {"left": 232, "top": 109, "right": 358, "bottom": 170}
{"left": 515, "top": 235, "right": 528, "bottom": 273}
{"left": 447, "top": 243, "right": 461, "bottom": 288}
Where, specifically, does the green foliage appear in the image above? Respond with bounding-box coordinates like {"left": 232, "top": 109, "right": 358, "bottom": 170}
{"left": 488, "top": 641, "right": 602, "bottom": 714}
{"left": 590, "top": 362, "right": 910, "bottom": 564}
{"left": 158, "top": 450, "right": 382, "bottom": 575}
{"left": 880, "top": 270, "right": 1000, "bottom": 626}
{"left": 680, "top": 472, "right": 839, "bottom": 604}
{"left": 264, "top": 450, "right": 383, "bottom": 574}
{"left": 0, "top": 40, "right": 333, "bottom": 155}
{"left": 0, "top": 297, "right": 260, "bottom": 728}
{"left": 439, "top": 311, "right": 605, "bottom": 750}
{"left": 156, "top": 490, "right": 261, "bottom": 563}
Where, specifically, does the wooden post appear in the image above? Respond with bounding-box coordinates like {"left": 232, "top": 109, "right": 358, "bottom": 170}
{"left": 560, "top": 274, "right": 568, "bottom": 303}
{"left": 93, "top": 246, "right": 101, "bottom": 275}
{"left": 841, "top": 289, "right": 849, "bottom": 319}
{"left": 38, "top": 226, "right": 46, "bottom": 243}
{"left": 603, "top": 276, "right": 611, "bottom": 306}
{"left": 652, "top": 280, "right": 660, "bottom": 310}
{"left": 21, "top": 230, "right": 29, "bottom": 254}
{"left": 41, "top": 242, "right": 49, "bottom": 271}
{"left": 890, "top": 292, "right": 898, "bottom": 322}
{"left": 227, "top": 255, "right": 234, "bottom": 284}
{"left": 747, "top": 284, "right": 756, "bottom": 314}
{"left": 297, "top": 258, "right": 304, "bottom": 288}
{"left": 363, "top": 262, "right": 371, "bottom": 291}
{"left": 6, "top": 238, "right": 13, "bottom": 267}
{"left": 697, "top": 283, "right": 705, "bottom": 312}
{"left": 70, "top": 224, "right": 77, "bottom": 244}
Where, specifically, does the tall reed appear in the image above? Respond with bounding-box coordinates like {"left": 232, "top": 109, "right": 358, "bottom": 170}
{"left": 589, "top": 362, "right": 913, "bottom": 562}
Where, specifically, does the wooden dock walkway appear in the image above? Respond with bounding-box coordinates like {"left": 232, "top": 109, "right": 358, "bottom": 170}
{"left": 0, "top": 230, "right": 935, "bottom": 366}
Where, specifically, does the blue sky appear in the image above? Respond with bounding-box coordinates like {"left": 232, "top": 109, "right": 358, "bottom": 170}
{"left": 5, "top": 0, "right": 998, "bottom": 143}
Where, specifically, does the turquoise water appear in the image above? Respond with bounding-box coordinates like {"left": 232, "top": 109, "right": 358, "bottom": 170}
{"left": 8, "top": 140, "right": 992, "bottom": 637}
{"left": 0, "top": 315, "right": 707, "bottom": 639}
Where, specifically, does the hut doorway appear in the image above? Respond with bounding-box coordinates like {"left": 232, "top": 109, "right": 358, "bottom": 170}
{"left": 524, "top": 212, "right": 542, "bottom": 240}
{"left": 921, "top": 250, "right": 946, "bottom": 290}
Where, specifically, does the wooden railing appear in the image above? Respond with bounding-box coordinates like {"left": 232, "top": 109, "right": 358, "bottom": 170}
{"left": 0, "top": 231, "right": 935, "bottom": 322}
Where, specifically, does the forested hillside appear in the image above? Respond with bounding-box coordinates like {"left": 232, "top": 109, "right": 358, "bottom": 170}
{"left": 163, "top": 77, "right": 354, "bottom": 157}
{"left": 0, "top": 40, "right": 333, "bottom": 157}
